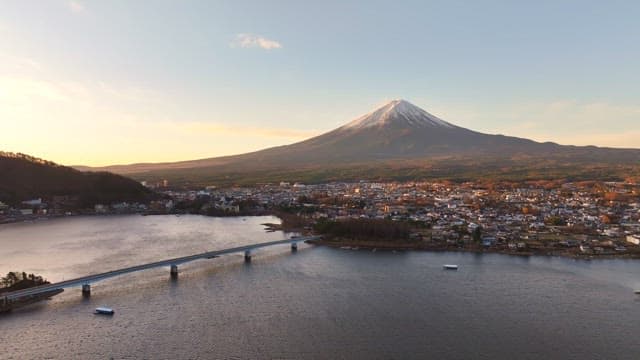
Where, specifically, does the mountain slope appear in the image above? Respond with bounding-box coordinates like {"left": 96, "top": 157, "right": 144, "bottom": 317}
{"left": 76, "top": 99, "right": 640, "bottom": 184}
{"left": 0, "top": 152, "right": 152, "bottom": 206}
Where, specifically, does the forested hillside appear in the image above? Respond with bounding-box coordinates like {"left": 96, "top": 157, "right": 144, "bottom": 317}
{"left": 0, "top": 152, "right": 153, "bottom": 207}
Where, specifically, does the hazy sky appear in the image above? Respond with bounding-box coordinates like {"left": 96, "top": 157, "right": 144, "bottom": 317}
{"left": 1, "top": 0, "right": 639, "bottom": 166}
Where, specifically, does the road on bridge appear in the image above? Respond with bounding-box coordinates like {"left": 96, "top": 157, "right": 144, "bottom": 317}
{"left": 2, "top": 236, "right": 319, "bottom": 302}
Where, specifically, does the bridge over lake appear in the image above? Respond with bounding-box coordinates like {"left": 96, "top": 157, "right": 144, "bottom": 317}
{"left": 1, "top": 236, "right": 319, "bottom": 308}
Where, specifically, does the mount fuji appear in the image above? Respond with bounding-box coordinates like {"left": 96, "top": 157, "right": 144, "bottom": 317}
{"left": 77, "top": 99, "right": 640, "bottom": 184}
{"left": 283, "top": 99, "right": 557, "bottom": 162}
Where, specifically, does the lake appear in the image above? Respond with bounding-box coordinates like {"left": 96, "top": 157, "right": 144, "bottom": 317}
{"left": 0, "top": 215, "right": 639, "bottom": 359}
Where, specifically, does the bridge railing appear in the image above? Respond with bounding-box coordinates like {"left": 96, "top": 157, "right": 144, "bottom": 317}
{"left": 3, "top": 236, "right": 320, "bottom": 301}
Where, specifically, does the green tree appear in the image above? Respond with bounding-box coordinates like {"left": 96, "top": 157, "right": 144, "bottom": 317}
{"left": 473, "top": 226, "right": 482, "bottom": 243}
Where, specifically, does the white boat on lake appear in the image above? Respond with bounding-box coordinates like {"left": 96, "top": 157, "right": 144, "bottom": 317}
{"left": 95, "top": 307, "right": 115, "bottom": 315}
{"left": 443, "top": 265, "right": 458, "bottom": 270}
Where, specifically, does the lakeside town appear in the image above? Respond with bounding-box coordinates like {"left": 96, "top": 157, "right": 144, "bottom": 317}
{"left": 3, "top": 179, "right": 640, "bottom": 259}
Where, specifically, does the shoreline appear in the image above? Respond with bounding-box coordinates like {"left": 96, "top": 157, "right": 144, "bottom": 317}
{"left": 0, "top": 212, "right": 283, "bottom": 227}
{"left": 0, "top": 214, "right": 72, "bottom": 226}
{"left": 4, "top": 214, "right": 637, "bottom": 261}
{"left": 307, "top": 238, "right": 640, "bottom": 260}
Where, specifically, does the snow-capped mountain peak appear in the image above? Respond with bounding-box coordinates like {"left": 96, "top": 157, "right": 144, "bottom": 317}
{"left": 341, "top": 99, "right": 455, "bottom": 130}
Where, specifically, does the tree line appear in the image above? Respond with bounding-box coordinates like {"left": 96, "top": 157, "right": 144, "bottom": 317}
{"left": 314, "top": 218, "right": 412, "bottom": 242}
{"left": 0, "top": 272, "right": 49, "bottom": 294}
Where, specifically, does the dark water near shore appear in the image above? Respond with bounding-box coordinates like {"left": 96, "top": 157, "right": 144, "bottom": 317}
{"left": 1, "top": 215, "right": 639, "bottom": 359}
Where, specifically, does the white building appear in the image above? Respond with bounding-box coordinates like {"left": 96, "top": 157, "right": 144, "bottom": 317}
{"left": 626, "top": 235, "right": 640, "bottom": 245}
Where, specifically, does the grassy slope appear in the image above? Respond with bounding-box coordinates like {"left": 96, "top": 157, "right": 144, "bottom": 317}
{"left": 122, "top": 156, "right": 640, "bottom": 188}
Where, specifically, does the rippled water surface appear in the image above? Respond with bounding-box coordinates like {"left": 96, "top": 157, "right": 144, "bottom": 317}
{"left": 1, "top": 215, "right": 639, "bottom": 359}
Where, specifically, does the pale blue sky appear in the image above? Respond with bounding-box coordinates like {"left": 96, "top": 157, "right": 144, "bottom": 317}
{"left": 1, "top": 0, "right": 639, "bottom": 165}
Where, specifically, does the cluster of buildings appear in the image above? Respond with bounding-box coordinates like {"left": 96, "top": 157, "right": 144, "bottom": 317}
{"left": 141, "top": 179, "right": 170, "bottom": 189}
{"left": 0, "top": 197, "right": 148, "bottom": 224}
{"left": 0, "top": 198, "right": 63, "bottom": 223}
{"left": 171, "top": 180, "right": 640, "bottom": 256}
{"left": 3, "top": 178, "right": 639, "bottom": 256}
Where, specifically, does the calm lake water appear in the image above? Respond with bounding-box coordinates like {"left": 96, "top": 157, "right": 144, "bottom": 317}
{"left": 0, "top": 215, "right": 639, "bottom": 359}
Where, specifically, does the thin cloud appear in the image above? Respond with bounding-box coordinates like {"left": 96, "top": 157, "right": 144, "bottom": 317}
{"left": 0, "top": 76, "right": 73, "bottom": 103}
{"left": 67, "top": 1, "right": 85, "bottom": 13}
{"left": 231, "top": 33, "right": 282, "bottom": 50}
{"left": 482, "top": 100, "right": 640, "bottom": 148}
{"left": 0, "top": 54, "right": 44, "bottom": 72}
{"left": 183, "top": 122, "right": 317, "bottom": 139}
{"left": 557, "top": 131, "right": 640, "bottom": 149}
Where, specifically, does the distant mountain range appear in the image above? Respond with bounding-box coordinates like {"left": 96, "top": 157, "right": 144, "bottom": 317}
{"left": 0, "top": 152, "right": 152, "bottom": 206}
{"left": 76, "top": 100, "right": 640, "bottom": 185}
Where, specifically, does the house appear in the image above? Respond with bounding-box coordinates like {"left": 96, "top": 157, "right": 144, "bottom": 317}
{"left": 94, "top": 204, "right": 109, "bottom": 214}
{"left": 580, "top": 244, "right": 592, "bottom": 253}
{"left": 482, "top": 236, "right": 497, "bottom": 247}
{"left": 626, "top": 235, "right": 640, "bottom": 245}
{"left": 21, "top": 198, "right": 43, "bottom": 206}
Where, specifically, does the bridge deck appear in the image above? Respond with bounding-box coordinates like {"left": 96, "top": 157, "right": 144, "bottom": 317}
{"left": 2, "top": 236, "right": 319, "bottom": 301}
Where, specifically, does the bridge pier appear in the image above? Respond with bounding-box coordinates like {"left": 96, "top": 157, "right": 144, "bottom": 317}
{"left": 170, "top": 264, "right": 178, "bottom": 278}
{"left": 244, "top": 250, "right": 252, "bottom": 263}
{"left": 82, "top": 284, "right": 91, "bottom": 297}
{"left": 291, "top": 242, "right": 298, "bottom": 252}
{"left": 0, "top": 297, "right": 11, "bottom": 312}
